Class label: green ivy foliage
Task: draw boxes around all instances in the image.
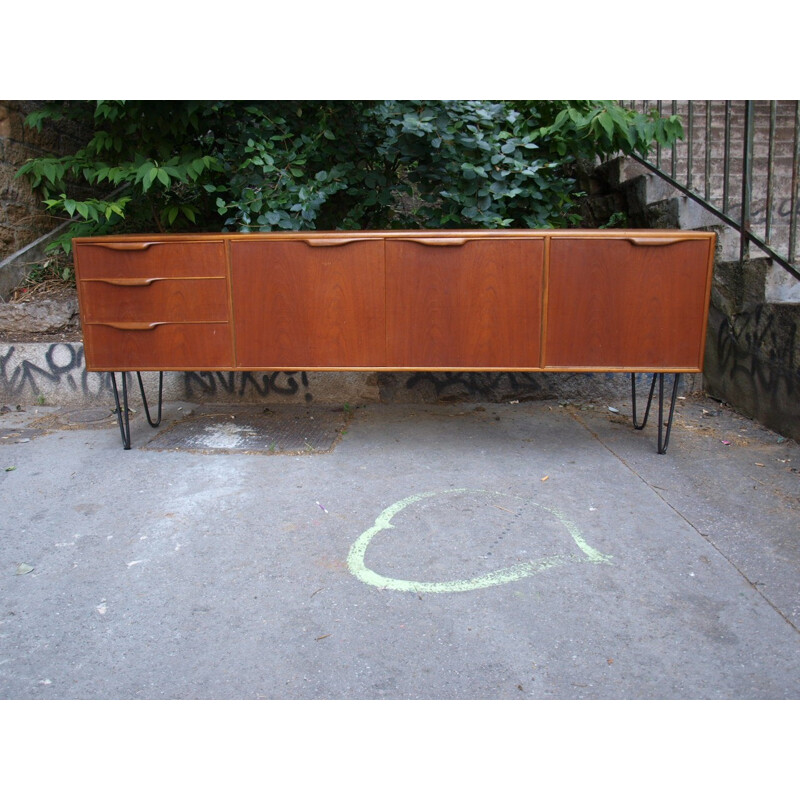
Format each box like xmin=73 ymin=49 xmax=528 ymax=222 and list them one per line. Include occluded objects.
xmin=16 ymin=100 xmax=683 ymax=252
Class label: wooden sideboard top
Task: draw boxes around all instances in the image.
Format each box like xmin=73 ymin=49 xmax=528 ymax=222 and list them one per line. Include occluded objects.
xmin=72 ymin=228 xmax=717 ymax=245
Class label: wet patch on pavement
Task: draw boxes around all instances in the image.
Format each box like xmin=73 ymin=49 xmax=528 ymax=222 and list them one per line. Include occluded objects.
xmin=141 ymin=405 xmax=349 ymax=455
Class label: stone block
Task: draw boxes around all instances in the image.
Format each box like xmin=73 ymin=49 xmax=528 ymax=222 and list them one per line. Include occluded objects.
xmin=0 ymin=105 xmax=28 ymax=142
xmin=0 ymin=296 xmax=78 ymax=333
xmin=766 ymin=263 xmax=800 ymax=304
xmin=611 ymin=156 xmax=652 ymax=188
xmin=0 ymin=103 xmax=12 ymax=139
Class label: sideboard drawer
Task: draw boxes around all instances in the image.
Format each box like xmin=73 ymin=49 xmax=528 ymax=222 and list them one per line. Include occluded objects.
xmin=79 ymin=277 xmax=229 ymax=324
xmin=83 ymin=322 xmax=233 ymax=371
xmin=74 ymin=240 xmax=227 ymax=279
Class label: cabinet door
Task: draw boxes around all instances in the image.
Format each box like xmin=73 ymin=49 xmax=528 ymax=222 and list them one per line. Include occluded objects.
xmin=231 ymin=238 xmax=386 ymax=368
xmin=385 ymin=237 xmax=544 ymax=369
xmin=544 ymin=235 xmax=713 ymax=370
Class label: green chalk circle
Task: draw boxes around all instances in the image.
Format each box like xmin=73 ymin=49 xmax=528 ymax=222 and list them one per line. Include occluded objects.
xmin=347 ymin=488 xmax=612 ymax=594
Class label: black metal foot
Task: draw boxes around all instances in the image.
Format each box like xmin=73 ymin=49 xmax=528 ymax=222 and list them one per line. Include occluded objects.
xmin=109 ymin=371 xmax=164 ymax=450
xmin=630 ymin=372 xmax=681 ymax=454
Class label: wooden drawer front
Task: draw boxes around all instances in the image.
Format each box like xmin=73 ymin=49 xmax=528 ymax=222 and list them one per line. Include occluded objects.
xmin=231 ymin=239 xmax=386 ymax=368
xmin=79 ymin=277 xmax=229 ymax=324
xmin=386 ymin=238 xmax=544 ymax=368
xmin=544 ymin=236 xmax=713 ymax=370
xmin=74 ymin=240 xmax=227 ymax=279
xmin=83 ymin=322 xmax=233 ymax=371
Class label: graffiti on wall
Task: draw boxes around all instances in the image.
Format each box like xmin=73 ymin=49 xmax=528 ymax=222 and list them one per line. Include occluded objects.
xmin=396 ymin=370 xmax=645 ymax=402
xmin=726 ymin=199 xmax=800 ymax=227
xmin=2 ymin=345 xmax=687 ymax=406
xmin=183 ymin=371 xmax=311 ymax=401
xmin=0 ymin=343 xmax=315 ymax=402
xmin=402 ymin=371 xmax=546 ymax=401
xmin=0 ymin=343 xmax=109 ymax=400
xmin=715 ymin=304 xmax=799 ymax=399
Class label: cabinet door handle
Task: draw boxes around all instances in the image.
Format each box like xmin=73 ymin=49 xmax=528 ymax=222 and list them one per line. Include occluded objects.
xmin=624 ymin=237 xmax=686 ymax=247
xmin=396 ymin=238 xmax=469 ymax=246
xmin=303 ymin=238 xmax=366 ymax=247
xmin=87 ymin=277 xmax=162 ymax=287
xmin=94 ymin=321 xmax=167 ymax=331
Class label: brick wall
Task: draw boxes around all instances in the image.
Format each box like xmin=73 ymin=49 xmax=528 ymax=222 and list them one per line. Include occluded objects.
xmin=0 ymin=101 xmax=90 ymax=261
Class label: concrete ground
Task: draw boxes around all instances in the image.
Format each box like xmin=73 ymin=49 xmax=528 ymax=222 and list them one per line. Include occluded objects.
xmin=1 ymin=394 xmax=798 ymax=700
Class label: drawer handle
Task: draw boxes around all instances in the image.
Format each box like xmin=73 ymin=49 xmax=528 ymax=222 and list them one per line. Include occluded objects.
xmin=396 ymin=238 xmax=469 ymax=246
xmin=90 ymin=242 xmax=161 ymax=251
xmin=95 ymin=321 xmax=167 ymax=331
xmin=303 ymin=238 xmax=367 ymax=247
xmin=88 ymin=278 xmax=163 ymax=287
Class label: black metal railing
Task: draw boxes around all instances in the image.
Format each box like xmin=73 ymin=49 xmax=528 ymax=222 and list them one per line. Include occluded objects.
xmin=621 ymin=100 xmax=800 ymax=281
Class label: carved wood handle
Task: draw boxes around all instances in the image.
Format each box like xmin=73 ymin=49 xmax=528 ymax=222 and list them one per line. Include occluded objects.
xmin=396 ymin=238 xmax=470 ymax=246
xmin=624 ymin=237 xmax=686 ymax=246
xmin=303 ymin=238 xmax=367 ymax=247
xmin=95 ymin=321 xmax=166 ymax=331
xmin=90 ymin=242 xmax=160 ymax=251
xmin=88 ymin=278 xmax=162 ymax=286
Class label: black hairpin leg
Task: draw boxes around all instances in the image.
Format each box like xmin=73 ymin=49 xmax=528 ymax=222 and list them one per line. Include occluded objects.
xmin=109 ymin=371 xmax=164 ymax=450
xmin=631 ymin=372 xmax=681 ymax=454
xmin=110 ymin=371 xmax=132 ymax=450
xmin=137 ymin=370 xmax=163 ymax=427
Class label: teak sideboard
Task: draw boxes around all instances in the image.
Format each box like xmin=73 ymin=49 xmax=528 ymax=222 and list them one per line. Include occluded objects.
xmin=72 ymin=229 xmax=717 ymax=452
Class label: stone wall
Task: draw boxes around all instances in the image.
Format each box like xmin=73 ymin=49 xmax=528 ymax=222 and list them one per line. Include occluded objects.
xmin=0 ymin=101 xmax=88 ymax=262
xmin=703 ymin=258 xmax=800 ymax=441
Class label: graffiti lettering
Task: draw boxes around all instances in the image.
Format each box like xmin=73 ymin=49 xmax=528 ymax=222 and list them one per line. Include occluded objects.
xmin=184 ymin=371 xmax=312 ymax=401
xmin=397 ymin=370 xmax=647 ymax=402
xmin=402 ymin=371 xmax=544 ymax=401
xmin=0 ymin=344 xmax=316 ymax=403
xmin=0 ymin=343 xmax=108 ymax=399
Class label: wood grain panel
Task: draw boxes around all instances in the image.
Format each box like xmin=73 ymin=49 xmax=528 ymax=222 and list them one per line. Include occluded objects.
xmin=385 ymin=238 xmax=544 ymax=368
xmin=74 ymin=241 xmax=226 ymax=279
xmin=83 ymin=322 xmax=232 ymax=371
xmin=231 ymin=239 xmax=386 ymax=368
xmin=79 ymin=278 xmax=228 ymax=323
xmin=544 ymin=236 xmax=713 ymax=369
